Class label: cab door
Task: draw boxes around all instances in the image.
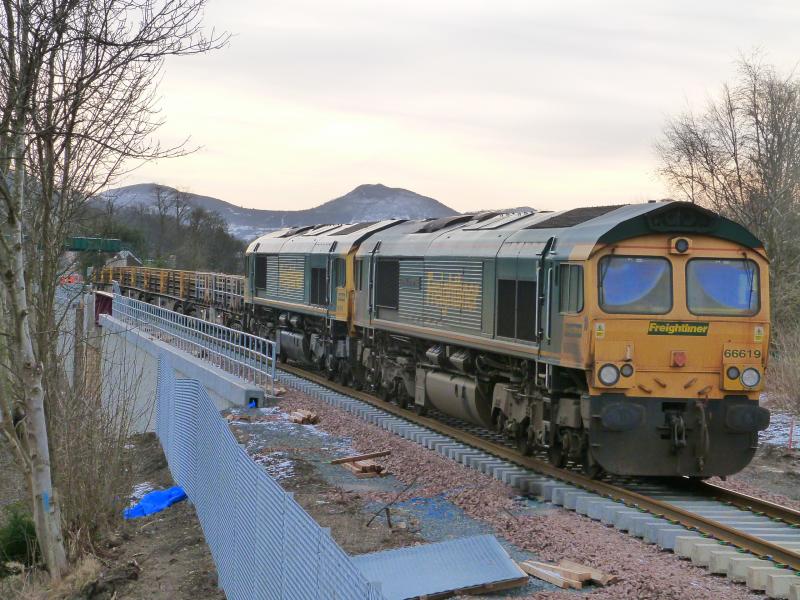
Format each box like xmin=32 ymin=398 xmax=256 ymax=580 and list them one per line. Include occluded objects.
xmin=536 ymin=237 xmax=558 ymax=352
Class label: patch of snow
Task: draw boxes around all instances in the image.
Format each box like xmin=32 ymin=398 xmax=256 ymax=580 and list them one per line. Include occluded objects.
xmin=254 ymin=451 xmax=295 ymax=481
xmin=129 ymin=481 xmax=155 ymax=506
xmin=760 ymin=410 xmax=800 ymax=447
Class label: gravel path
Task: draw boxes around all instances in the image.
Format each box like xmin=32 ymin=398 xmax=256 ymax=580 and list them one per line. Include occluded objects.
xmin=277 ymin=388 xmax=761 ymax=599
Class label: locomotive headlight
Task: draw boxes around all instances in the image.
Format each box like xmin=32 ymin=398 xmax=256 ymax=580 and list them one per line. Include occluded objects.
xmin=620 ymin=363 xmax=634 ymax=377
xmin=598 ymin=364 xmax=621 ymax=386
xmin=726 ymin=366 xmax=740 ymax=380
xmin=741 ymin=368 xmax=761 ymax=388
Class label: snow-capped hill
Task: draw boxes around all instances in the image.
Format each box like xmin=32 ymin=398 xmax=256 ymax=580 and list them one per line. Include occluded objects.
xmin=98 ymin=183 xmax=458 ymax=240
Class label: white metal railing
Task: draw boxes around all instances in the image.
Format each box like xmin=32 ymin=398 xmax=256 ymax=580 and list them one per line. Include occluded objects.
xmin=111 ymin=291 xmax=277 ymax=396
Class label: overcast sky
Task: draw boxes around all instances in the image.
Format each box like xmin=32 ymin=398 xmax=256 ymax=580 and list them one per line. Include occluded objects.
xmin=127 ymin=0 xmax=800 ymax=213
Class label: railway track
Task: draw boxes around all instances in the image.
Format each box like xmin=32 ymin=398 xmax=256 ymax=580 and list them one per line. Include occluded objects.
xmin=277 ymin=362 xmax=800 ymax=578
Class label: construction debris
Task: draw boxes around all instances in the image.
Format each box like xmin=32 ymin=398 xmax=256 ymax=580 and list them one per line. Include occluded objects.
xmin=558 ymin=559 xmax=618 ymax=586
xmin=224 ymin=412 xmax=274 ymax=423
xmin=518 ymin=559 xmax=616 ymax=589
xmin=288 ymin=409 xmax=319 ymax=424
xmin=353 ymin=534 xmax=528 ymax=600
xmin=341 ymin=459 xmax=388 ymax=478
xmin=225 ymin=412 xmax=251 ymax=422
xmin=330 ymin=450 xmax=391 ymax=464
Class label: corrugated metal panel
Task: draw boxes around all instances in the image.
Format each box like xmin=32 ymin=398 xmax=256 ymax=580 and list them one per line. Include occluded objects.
xmin=266 ymin=255 xmax=279 ymax=297
xmin=422 ymin=259 xmax=483 ymax=331
xmin=352 ymin=534 xmax=526 ymax=600
xmin=398 ymin=260 xmax=424 ymax=321
xmin=264 ymin=253 xmax=306 ymax=303
xmin=278 ymin=254 xmax=306 ymax=303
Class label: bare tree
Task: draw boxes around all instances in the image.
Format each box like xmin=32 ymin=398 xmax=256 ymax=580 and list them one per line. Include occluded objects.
xmin=174 ymin=188 xmax=192 ymax=229
xmin=153 ymin=184 xmax=173 ymax=260
xmin=0 ymin=0 xmax=226 ymax=578
xmin=656 ymin=56 xmax=800 ymax=326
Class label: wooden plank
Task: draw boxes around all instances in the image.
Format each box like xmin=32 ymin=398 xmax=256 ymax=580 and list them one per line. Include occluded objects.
xmin=524 ymin=560 xmax=592 ymax=581
xmin=519 ymin=561 xmax=582 ymax=589
xmin=558 ymin=559 xmax=617 ymax=586
xmin=419 ymin=575 xmax=528 ymax=599
xmin=354 ymin=460 xmax=382 ymax=473
xmin=330 ymin=450 xmax=391 ymax=465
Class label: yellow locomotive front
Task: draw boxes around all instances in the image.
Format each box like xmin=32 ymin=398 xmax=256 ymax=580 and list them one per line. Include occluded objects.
xmin=584 ymin=233 xmax=770 ymax=477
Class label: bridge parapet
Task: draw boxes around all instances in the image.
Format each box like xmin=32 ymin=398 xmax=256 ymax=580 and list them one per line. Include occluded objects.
xmin=108 ymin=293 xmax=277 ymax=397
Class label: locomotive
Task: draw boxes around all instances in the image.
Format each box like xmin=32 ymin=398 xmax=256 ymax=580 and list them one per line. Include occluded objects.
xmin=102 ymin=201 xmax=771 ymax=478
xmin=242 ymin=201 xmax=769 ymax=478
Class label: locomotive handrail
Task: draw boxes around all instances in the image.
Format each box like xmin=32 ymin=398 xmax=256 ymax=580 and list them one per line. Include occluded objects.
xmin=111 ymin=292 xmax=277 ymax=397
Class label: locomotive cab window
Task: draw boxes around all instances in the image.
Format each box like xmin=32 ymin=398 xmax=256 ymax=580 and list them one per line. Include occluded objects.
xmin=559 ymin=264 xmax=583 ymax=313
xmin=599 ymin=256 xmax=672 ymax=314
xmin=687 ymin=259 xmax=759 ymax=316
xmin=375 ymin=259 xmax=399 ymax=309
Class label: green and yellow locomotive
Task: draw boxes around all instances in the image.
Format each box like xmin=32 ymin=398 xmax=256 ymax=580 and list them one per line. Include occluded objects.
xmin=241 ymin=201 xmax=769 ymax=478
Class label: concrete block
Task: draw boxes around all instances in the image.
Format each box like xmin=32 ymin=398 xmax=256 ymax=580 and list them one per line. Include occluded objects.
xmin=459 ymin=452 xmax=484 ymax=467
xmin=551 ymin=486 xmax=576 ymax=506
xmin=766 ymin=572 xmax=800 ymax=599
xmin=583 ymin=498 xmax=617 ymax=520
xmin=691 ymin=541 xmax=729 ymax=566
xmin=645 ymin=525 xmax=685 ymax=546
xmin=617 ymin=512 xmax=653 ymax=533
xmin=789 ymin=582 xmax=800 ymax=600
xmin=541 ymin=483 xmax=574 ymax=503
xmin=674 ymin=536 xmax=713 ymax=559
xmin=601 ymin=505 xmax=638 ymax=526
xmin=727 ymin=556 xmax=772 ymax=583
xmin=707 ymin=549 xmax=742 ymax=574
xmin=508 ymin=473 xmax=542 ymax=494
xmin=563 ymin=491 xmax=594 ymax=510
xmin=775 ymin=542 xmax=800 ymax=551
xmin=657 ymin=528 xmax=697 ymax=550
xmin=747 ymin=566 xmax=782 ymax=591
xmin=481 ymin=460 xmax=511 ymax=476
xmin=632 ymin=517 xmax=665 ymax=538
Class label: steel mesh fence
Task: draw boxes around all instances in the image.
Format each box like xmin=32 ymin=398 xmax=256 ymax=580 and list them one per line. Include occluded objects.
xmin=154 ymin=354 xmax=384 ymax=599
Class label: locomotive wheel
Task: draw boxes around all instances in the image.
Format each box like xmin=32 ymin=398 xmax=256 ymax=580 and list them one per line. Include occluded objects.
xmin=548 ymin=442 xmax=567 ymax=468
xmin=517 ymin=433 xmax=533 ymax=456
xmin=582 ymin=447 xmax=603 ymax=479
xmin=378 ymin=382 xmax=392 ymax=402
xmin=396 ymin=384 xmax=410 ymax=410
xmin=336 ymin=367 xmax=350 ymax=387
xmin=494 ymin=413 xmax=507 ymax=434
xmin=414 ymin=403 xmax=428 ymax=417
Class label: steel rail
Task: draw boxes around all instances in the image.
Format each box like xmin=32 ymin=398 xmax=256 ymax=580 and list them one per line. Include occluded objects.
xmin=279 ymin=362 xmax=800 ymax=570
xmin=694 ymin=481 xmax=800 ymax=527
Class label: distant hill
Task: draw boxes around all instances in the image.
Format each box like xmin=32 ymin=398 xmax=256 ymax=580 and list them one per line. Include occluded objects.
xmin=99 ymin=183 xmax=458 ymax=240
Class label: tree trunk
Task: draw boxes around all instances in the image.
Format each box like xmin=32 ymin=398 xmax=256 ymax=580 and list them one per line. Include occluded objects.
xmin=6 ymin=155 xmax=68 ymax=580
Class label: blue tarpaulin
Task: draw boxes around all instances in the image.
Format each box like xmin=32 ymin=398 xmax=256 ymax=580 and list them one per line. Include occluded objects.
xmin=124 ymin=486 xmax=187 ymax=519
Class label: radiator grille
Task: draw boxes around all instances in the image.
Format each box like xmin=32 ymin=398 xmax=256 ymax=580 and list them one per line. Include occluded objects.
xmin=399 ymin=259 xmax=483 ymax=331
